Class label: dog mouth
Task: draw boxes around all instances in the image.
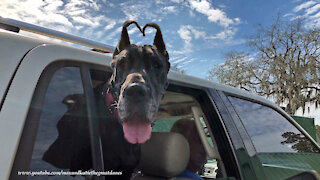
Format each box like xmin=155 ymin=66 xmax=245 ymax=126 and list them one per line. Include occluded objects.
xmin=117 ymin=85 xmax=159 ymax=144
xmin=122 ymin=114 xmax=152 ymax=144
xmin=117 ymin=98 xmax=157 ymax=144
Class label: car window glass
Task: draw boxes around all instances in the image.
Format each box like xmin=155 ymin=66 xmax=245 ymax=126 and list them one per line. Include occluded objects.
xmin=29 ymin=67 xmax=87 ymax=180
xmin=228 ymin=96 xmax=319 ymax=153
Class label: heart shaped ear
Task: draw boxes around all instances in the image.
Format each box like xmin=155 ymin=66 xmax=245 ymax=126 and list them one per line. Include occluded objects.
xmin=113 ymin=21 xmax=144 ymax=58
xmin=142 ymin=23 xmax=169 ymax=61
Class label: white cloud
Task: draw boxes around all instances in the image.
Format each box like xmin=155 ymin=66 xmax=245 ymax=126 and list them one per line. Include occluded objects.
xmin=104 ymin=26 xmax=122 ymax=41
xmin=143 ymin=28 xmax=156 ymax=35
xmin=169 ymin=55 xmax=197 ymax=71
xmin=0 ymin=0 xmax=73 ymax=30
xmin=310 ymin=11 xmax=320 ymax=19
xmin=290 ymin=1 xmax=320 ymax=28
xmin=72 ymin=16 xmax=97 ymax=26
xmin=0 ymin=0 xmax=122 ymax=46
xmin=178 ymin=25 xmax=193 ymax=43
xmin=293 ymin=1 xmax=317 ymax=12
xmin=169 ymin=0 xmax=240 ymax=27
xmin=175 ymin=25 xmax=205 ymax=55
xmin=181 ymin=57 xmax=196 ymax=65
xmin=128 ymin=27 xmax=140 ymax=35
xmin=187 ymin=0 xmax=239 ymax=27
xmin=189 ymin=10 xmax=195 ymax=17
xmin=209 ymin=27 xmax=236 ymax=40
xmin=305 ymin=4 xmax=320 ymax=15
xmin=162 ymin=6 xmax=178 ymax=14
xmin=120 ymin=1 xmax=179 ymax=22
xmin=65 ymin=0 xmax=101 ymax=11
xmin=171 ymin=0 xmax=183 ymax=3
xmin=151 ymin=18 xmax=163 ymax=22
xmin=42 ymin=0 xmax=63 ymax=11
xmin=105 ymin=21 xmax=116 ymax=31
xmin=175 ymin=24 xmax=242 ymax=55
xmin=178 ymin=25 xmax=209 ymax=43
xmin=284 ymin=13 xmax=294 ymax=17
xmin=171 ymin=56 xmax=189 ymax=64
xmin=120 ymin=1 xmax=154 ymax=20
xmin=178 ymin=25 xmax=237 ymax=42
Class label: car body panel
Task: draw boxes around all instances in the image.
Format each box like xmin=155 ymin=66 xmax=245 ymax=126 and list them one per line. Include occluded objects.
xmin=258 ymin=153 xmax=320 ymax=180
xmin=0 ymin=30 xmax=45 ymax=106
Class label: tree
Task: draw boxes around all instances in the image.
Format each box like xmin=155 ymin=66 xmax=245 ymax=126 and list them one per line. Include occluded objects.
xmin=207 ymin=51 xmax=256 ymax=91
xmin=281 ymin=131 xmax=319 ymax=152
xmin=208 ymin=18 xmax=320 ymax=114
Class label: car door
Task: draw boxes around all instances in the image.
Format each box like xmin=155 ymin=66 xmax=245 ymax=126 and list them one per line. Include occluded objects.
xmin=0 ymin=44 xmax=110 ymax=180
xmin=207 ymin=89 xmax=261 ymax=180
xmin=214 ymin=90 xmax=320 ymax=180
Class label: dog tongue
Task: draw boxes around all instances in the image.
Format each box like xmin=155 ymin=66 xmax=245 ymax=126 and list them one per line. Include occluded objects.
xmin=123 ymin=120 xmax=151 ymax=144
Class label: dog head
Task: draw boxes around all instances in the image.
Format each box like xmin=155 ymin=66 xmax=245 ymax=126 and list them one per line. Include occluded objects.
xmin=109 ymin=21 xmax=170 ymax=144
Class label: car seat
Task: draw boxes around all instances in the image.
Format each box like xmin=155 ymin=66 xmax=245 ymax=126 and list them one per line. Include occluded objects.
xmin=132 ymin=132 xmax=191 ymax=180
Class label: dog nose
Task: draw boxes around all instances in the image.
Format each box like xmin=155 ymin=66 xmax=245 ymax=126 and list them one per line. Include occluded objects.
xmin=124 ymin=83 xmax=150 ymax=101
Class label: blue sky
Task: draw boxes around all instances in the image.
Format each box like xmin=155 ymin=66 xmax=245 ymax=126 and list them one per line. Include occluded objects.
xmin=1 ymin=0 xmax=320 ymax=124
xmin=2 ymin=0 xmax=320 ymax=79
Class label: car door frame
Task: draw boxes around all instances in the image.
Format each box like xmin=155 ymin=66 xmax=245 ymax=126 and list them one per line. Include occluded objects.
xmin=209 ymin=89 xmax=266 ymax=180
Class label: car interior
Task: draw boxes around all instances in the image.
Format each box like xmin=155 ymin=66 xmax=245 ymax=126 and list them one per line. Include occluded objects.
xmin=134 ymin=91 xmax=225 ymax=179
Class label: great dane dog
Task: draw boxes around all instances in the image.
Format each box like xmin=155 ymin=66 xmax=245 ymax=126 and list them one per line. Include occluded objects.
xmin=42 ymin=21 xmax=170 ymax=179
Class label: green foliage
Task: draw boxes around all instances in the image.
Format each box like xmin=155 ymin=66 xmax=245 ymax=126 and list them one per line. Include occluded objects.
xmin=281 ymin=131 xmax=319 ymax=152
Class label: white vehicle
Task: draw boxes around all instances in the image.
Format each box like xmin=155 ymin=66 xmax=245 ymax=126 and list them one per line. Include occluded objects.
xmin=1 ymin=17 xmax=319 ymax=180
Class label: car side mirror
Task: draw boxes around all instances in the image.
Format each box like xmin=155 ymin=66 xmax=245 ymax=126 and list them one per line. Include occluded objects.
xmin=286 ymin=170 xmax=320 ymax=180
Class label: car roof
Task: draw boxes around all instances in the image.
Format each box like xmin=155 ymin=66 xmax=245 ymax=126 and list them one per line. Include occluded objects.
xmin=168 ymin=70 xmax=279 ymax=107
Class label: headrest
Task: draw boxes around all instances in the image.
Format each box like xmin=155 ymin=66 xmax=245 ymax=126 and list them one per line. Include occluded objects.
xmin=138 ymin=132 xmax=190 ymax=178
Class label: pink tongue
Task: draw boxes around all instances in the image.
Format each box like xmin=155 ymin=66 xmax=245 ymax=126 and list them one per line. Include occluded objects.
xmin=123 ymin=121 xmax=152 ymax=144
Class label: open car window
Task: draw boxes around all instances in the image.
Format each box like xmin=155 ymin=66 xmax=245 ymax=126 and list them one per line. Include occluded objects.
xmin=153 ymin=91 xmax=223 ymax=179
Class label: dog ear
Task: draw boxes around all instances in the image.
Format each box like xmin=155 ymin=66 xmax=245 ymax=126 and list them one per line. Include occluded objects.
xmin=113 ymin=21 xmax=143 ymax=58
xmin=142 ymin=23 xmax=169 ymax=61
